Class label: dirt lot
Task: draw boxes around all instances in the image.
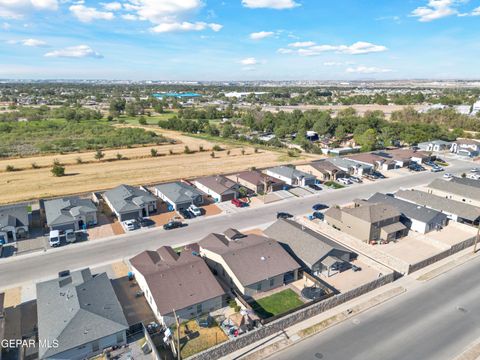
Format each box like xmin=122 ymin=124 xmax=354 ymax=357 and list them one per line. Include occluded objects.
xmin=0 ymin=127 xmax=320 ymax=205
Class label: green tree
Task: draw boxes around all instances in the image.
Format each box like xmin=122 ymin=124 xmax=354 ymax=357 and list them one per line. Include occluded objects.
xmin=355 ymin=128 xmax=378 ymax=152
xmin=151 ymin=148 xmax=158 ymax=157
xmin=94 ymin=149 xmax=105 ymax=161
xmin=51 ymin=163 xmax=65 ymax=177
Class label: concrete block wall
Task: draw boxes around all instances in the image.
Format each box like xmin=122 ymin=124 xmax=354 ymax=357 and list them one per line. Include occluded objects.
xmin=188 ymin=272 xmax=395 ymax=360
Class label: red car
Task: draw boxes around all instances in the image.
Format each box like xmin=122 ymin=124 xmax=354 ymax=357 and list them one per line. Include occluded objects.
xmin=231 ymin=198 xmax=246 ymax=208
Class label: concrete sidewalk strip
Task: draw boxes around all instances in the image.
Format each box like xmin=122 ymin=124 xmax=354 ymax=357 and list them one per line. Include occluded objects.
xmin=452 ymin=340 xmax=480 ymax=360
xmin=239 ymin=286 xmax=406 ymax=360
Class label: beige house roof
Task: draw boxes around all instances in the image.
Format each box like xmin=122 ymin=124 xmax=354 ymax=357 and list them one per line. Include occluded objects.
xmin=130 ymin=246 xmax=224 ymax=315
xmin=199 ymin=230 xmax=300 ymax=287
xmin=343 ymin=203 xmax=401 ymax=223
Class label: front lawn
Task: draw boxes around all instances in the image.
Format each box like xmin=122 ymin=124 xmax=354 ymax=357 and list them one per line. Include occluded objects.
xmin=324 ymin=181 xmax=345 ymax=189
xmin=251 ymin=289 xmax=304 ymax=319
xmin=175 ymin=319 xmax=228 ymax=359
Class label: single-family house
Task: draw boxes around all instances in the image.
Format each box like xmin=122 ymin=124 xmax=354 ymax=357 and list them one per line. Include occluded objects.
xmin=374 ymin=149 xmax=431 ymax=167
xmin=36 ymin=269 xmax=128 ymax=360
xmin=264 ymin=166 xmax=316 ymax=187
xmin=427 ymin=179 xmax=480 ymax=207
xmin=199 ymin=229 xmax=300 ymax=298
xmin=326 ymin=157 xmax=373 ymax=176
xmin=395 ymin=189 xmax=480 ymax=225
xmin=346 ymin=153 xmax=396 ymax=171
xmin=296 ymin=161 xmax=347 ymax=182
xmin=154 ymin=181 xmax=203 ymax=211
xmin=230 ymin=171 xmax=284 ymax=194
xmin=417 ymin=140 xmax=451 ymax=152
xmin=194 ymin=176 xmax=241 ymax=203
xmin=366 ymin=193 xmax=448 ymax=234
xmin=44 ymin=197 xmax=97 ymax=232
xmin=324 ymin=202 xmax=408 ymax=243
xmin=0 ymin=205 xmax=29 ymax=243
xmin=104 ymin=185 xmax=157 ymax=221
xmin=264 ymin=219 xmax=356 ymax=277
xmin=450 ymin=139 xmax=480 ymax=157
xmin=129 ymin=246 xmax=225 ymax=326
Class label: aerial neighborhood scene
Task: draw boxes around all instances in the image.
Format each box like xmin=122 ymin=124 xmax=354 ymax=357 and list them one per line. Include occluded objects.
xmin=1 ymin=1 xmax=480 ymax=360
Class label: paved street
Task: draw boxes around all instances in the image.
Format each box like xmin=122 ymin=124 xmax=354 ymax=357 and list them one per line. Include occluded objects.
xmin=273 ymin=255 xmax=480 ymax=360
xmin=0 ymin=159 xmax=473 ymax=290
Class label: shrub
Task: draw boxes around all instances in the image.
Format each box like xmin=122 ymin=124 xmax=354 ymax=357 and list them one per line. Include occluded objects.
xmin=212 ymin=144 xmax=223 ymax=151
xmin=51 ymin=164 xmax=65 ymax=177
xmin=6 ymin=165 xmax=15 ymax=172
xmin=31 ymin=162 xmax=40 ymax=169
xmin=151 ymin=148 xmax=158 ymax=157
xmin=228 ymin=300 xmax=237 ymax=308
xmin=184 ymin=146 xmax=193 ymax=154
xmin=199 ymin=145 xmax=204 ymax=152
xmin=254 ymin=147 xmax=259 ymax=153
xmin=138 ymin=117 xmax=147 ymax=125
xmin=76 ymin=157 xmax=83 ymax=164
xmin=94 ymin=149 xmax=105 ymax=161
xmin=169 ymin=149 xmax=174 ymax=155
xmin=241 ymin=148 xmax=246 ymax=155
xmin=116 ymin=153 xmax=124 ymax=160
xmin=210 ymin=151 xmax=215 ymax=158
xmin=226 ymin=150 xmax=231 ymax=155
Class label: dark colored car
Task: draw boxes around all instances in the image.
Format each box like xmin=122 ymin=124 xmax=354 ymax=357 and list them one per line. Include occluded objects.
xmin=373 ymin=172 xmax=385 ymax=179
xmin=277 ymin=212 xmax=294 ymax=219
xmin=307 ymin=184 xmax=322 ymax=191
xmin=180 ymin=209 xmax=193 ymax=219
xmin=58 ymin=270 xmax=70 ymax=277
xmin=312 ymin=203 xmax=328 ymax=211
xmin=351 ymin=264 xmax=362 ymax=272
xmin=163 ymin=221 xmax=184 ymax=230
xmin=312 ymin=211 xmax=324 ymax=220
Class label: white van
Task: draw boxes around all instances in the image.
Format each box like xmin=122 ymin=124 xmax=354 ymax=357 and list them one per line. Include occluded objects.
xmin=188 ymin=204 xmax=202 ymax=216
xmin=49 ymin=230 xmax=61 ymax=247
xmin=65 ymin=229 xmax=76 ymax=243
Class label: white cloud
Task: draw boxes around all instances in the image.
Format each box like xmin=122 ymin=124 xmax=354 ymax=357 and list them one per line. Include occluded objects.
xmin=102 ymin=1 xmax=122 ymax=11
xmin=411 ymin=0 xmax=458 ymax=22
xmin=121 ymin=13 xmax=138 ymax=20
xmin=0 ymin=0 xmax=58 ymax=19
xmin=240 ymin=57 xmax=258 ymax=65
xmin=242 ymin=0 xmax=299 ymax=9
xmin=44 ymin=45 xmax=103 ymax=58
xmin=323 ymin=61 xmax=355 ymax=66
xmin=1 ymin=22 xmax=11 ymax=29
xmin=288 ymin=41 xmax=315 ymax=47
xmin=279 ymin=41 xmax=388 ymax=56
xmin=250 ymin=31 xmax=274 ymax=40
xmin=346 ymin=66 xmax=392 ymax=74
xmin=150 ymin=21 xmax=222 ymax=33
xmin=9 ymin=38 xmax=47 ymax=46
xmin=125 ymin=0 xmax=203 ymax=24
xmin=69 ymin=4 xmax=114 ymax=22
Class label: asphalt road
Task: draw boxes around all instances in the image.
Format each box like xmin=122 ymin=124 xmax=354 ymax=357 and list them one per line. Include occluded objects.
xmin=273 ymin=255 xmax=480 ymax=360
xmin=0 ymin=159 xmax=473 ymax=290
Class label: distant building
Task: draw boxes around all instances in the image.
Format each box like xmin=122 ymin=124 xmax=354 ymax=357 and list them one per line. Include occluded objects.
xmin=264 ymin=166 xmax=316 ymax=186
xmin=296 ymin=161 xmax=347 ymax=182
xmin=427 ymin=179 xmax=480 ymax=207
xmin=417 ymin=140 xmax=451 ymax=152
xmin=450 ymin=139 xmax=480 ymax=158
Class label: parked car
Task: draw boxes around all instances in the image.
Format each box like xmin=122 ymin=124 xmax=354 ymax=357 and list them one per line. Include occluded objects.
xmin=312 ymin=203 xmax=328 ymax=211
xmin=424 ymin=161 xmax=436 ymax=167
xmin=349 ymin=176 xmax=363 ymax=183
xmin=163 ymin=221 xmax=184 ymax=230
xmin=122 ymin=219 xmax=137 ymax=231
xmin=443 ymin=173 xmax=454 ymax=179
xmin=338 ymin=178 xmax=352 ymax=185
xmin=180 ymin=209 xmax=193 ymax=219
xmin=470 ymin=168 xmax=480 ymax=173
xmin=467 ymin=173 xmax=480 ymax=180
xmin=188 ymin=204 xmax=203 ymax=216
xmin=307 ymin=184 xmax=322 ymax=191
xmin=408 ymin=164 xmax=425 ymax=172
xmin=231 ymin=198 xmax=247 ymax=208
xmin=49 ymin=230 xmax=61 ymax=247
xmin=277 ymin=212 xmax=293 ymax=219
xmin=372 ymin=172 xmax=386 ymax=179
xmin=65 ymin=229 xmax=76 ymax=243
xmin=58 ymin=270 xmax=70 ymax=277
xmin=312 ymin=211 xmax=324 ymax=220
xmin=431 ymin=166 xmax=444 ymax=172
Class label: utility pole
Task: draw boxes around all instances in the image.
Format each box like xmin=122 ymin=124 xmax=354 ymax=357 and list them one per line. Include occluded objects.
xmin=474 ymin=221 xmax=480 ymax=254
xmin=173 ymin=309 xmax=181 ymax=360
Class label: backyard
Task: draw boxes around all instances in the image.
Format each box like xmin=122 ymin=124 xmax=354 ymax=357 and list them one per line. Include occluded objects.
xmin=251 ymin=289 xmax=304 ymax=319
xmin=176 ymin=319 xmax=228 ymax=358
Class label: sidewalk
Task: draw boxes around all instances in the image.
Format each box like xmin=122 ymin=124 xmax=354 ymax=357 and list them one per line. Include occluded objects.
xmin=224 ymin=245 xmax=480 ymax=360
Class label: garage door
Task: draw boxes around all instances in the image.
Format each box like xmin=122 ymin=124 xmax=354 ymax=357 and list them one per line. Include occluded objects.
xmin=52 ymin=223 xmax=75 ymax=232
xmin=119 ymin=211 xmax=140 ymax=222
xmin=221 ymin=193 xmax=235 ymax=202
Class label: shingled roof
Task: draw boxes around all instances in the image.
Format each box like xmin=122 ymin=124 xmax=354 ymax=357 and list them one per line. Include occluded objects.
xmin=44 ymin=197 xmax=96 ymax=226
xmin=428 ymin=179 xmax=480 ymax=201
xmin=0 ymin=205 xmax=28 ymax=229
xmin=36 ymin=269 xmax=128 ymax=359
xmin=199 ymin=230 xmax=300 ymax=286
xmin=104 ymin=185 xmax=156 ymax=214
xmin=130 ymin=246 xmax=224 ymax=315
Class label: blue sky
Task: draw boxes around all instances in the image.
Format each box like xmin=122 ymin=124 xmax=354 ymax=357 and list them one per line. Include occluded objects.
xmin=0 ymin=0 xmax=479 ymax=80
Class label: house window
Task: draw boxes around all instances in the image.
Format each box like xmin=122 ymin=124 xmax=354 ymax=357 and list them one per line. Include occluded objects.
xmin=92 ymin=341 xmax=99 ymax=352
xmin=256 ymin=283 xmax=262 ymax=291
xmin=196 ymin=303 xmax=202 ymax=314
xmin=116 ymin=332 xmax=124 ymax=344
xmin=269 ymin=278 xmax=274 ymax=287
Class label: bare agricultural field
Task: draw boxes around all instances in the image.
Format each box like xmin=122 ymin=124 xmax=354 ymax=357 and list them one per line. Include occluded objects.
xmin=260 ymin=104 xmax=424 ymax=118
xmin=0 ymin=131 xmax=318 ymax=204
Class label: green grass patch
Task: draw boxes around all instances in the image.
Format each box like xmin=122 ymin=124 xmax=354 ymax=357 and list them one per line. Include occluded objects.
xmin=251 ymin=289 xmax=304 ymax=319
xmin=186 ymin=133 xmax=285 ymax=153
xmin=324 ymin=181 xmax=345 ymax=189
xmin=119 ymin=112 xmax=177 ymax=125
